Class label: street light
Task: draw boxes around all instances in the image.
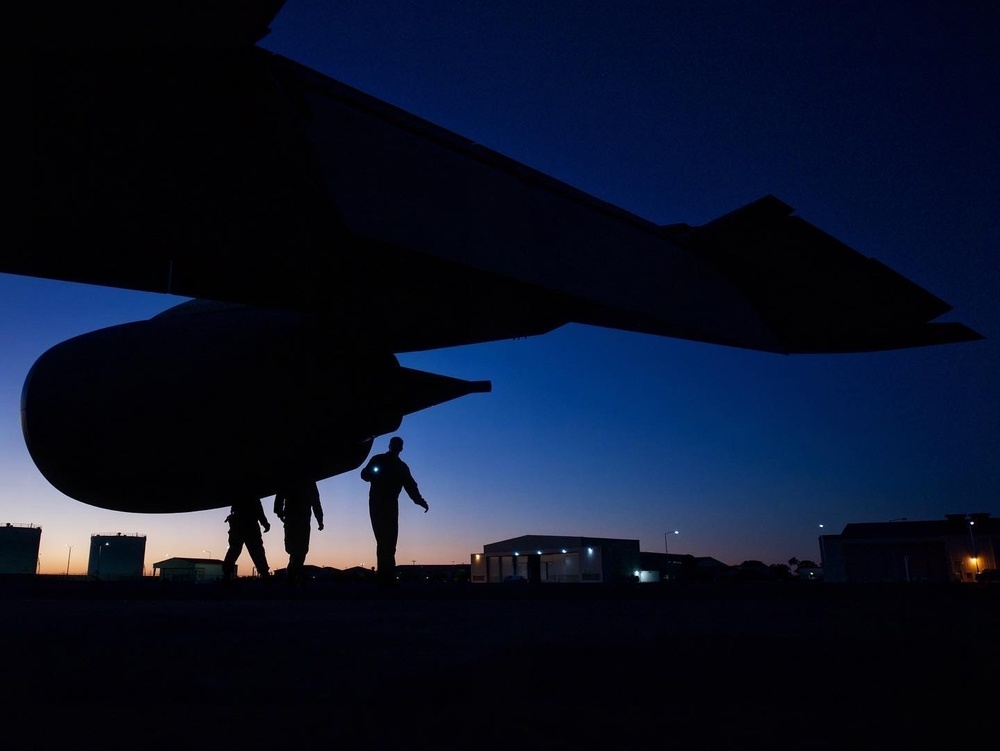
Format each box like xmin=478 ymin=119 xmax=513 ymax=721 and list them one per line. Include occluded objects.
xmin=968 ymin=519 xmax=980 ymax=575
xmin=203 ymin=549 xmax=212 ymax=560
xmin=65 ymin=545 xmax=73 ymax=576
xmin=818 ymin=524 xmax=826 ymax=567
xmin=664 ymin=530 xmax=679 ymax=581
xmin=95 ymin=541 xmax=109 ymax=579
xmin=664 ymin=530 xmax=679 ymax=554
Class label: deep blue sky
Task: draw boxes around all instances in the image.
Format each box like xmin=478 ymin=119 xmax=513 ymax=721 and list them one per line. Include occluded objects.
xmin=4 ymin=0 xmax=997 ymax=573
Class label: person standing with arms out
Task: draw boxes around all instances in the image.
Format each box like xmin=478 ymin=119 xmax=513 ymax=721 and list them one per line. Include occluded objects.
xmin=273 ymin=478 xmax=324 ymax=588
xmin=360 ymin=436 xmax=428 ymax=589
xmin=222 ymin=495 xmax=271 ymax=580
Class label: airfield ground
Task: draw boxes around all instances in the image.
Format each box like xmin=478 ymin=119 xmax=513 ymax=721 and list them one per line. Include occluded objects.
xmin=1 ymin=577 xmax=995 ymax=748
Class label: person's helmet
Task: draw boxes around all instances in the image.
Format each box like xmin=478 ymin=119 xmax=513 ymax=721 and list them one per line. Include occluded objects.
xmin=389 ymin=436 xmax=404 ymax=451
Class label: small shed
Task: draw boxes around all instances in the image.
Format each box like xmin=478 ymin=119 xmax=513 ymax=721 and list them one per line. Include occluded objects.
xmin=153 ymin=557 xmax=224 ymax=582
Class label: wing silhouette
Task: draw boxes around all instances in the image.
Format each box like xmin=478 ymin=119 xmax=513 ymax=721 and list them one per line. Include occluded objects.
xmin=11 ymin=0 xmax=980 ymax=356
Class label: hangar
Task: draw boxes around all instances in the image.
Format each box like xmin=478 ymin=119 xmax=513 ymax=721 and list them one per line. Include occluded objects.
xmin=470 ymin=535 xmax=641 ymax=584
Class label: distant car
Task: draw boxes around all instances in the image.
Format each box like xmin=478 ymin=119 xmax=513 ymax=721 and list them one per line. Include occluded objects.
xmin=503 ymin=575 xmax=528 ymax=584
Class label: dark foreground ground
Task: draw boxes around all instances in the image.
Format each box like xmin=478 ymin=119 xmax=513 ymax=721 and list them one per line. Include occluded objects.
xmin=1 ymin=577 xmax=996 ymax=749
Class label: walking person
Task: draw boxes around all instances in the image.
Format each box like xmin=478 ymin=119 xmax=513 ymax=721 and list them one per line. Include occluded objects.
xmin=360 ymin=436 xmax=428 ymax=589
xmin=221 ymin=495 xmax=271 ymax=580
xmin=273 ymin=478 xmax=324 ymax=587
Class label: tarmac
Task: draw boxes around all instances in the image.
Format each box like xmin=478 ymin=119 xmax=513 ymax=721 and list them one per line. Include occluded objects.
xmin=1 ymin=576 xmax=996 ymax=749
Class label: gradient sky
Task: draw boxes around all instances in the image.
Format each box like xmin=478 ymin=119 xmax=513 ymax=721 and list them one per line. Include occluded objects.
xmin=4 ymin=0 xmax=997 ymax=575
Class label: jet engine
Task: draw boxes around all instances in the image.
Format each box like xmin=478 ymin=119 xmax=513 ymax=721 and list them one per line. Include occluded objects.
xmin=20 ymin=300 xmax=490 ymax=512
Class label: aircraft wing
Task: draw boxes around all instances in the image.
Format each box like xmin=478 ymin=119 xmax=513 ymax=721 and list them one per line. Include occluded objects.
xmin=653 ymin=196 xmax=982 ymax=353
xmin=11 ymin=0 xmax=982 ymax=355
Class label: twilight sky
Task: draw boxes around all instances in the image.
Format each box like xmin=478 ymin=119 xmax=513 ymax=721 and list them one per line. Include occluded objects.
xmin=4 ymin=0 xmax=997 ymax=574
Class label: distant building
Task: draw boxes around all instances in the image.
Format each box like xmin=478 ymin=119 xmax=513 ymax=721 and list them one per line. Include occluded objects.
xmin=639 ymin=552 xmax=732 ymax=582
xmin=339 ymin=565 xmax=376 ymax=582
xmin=152 ymin=557 xmax=224 ymax=582
xmin=471 ymin=535 xmax=641 ymax=584
xmin=0 ymin=523 xmax=42 ymax=575
xmin=88 ymin=533 xmax=146 ymax=579
xmin=397 ymin=563 xmax=470 ymax=584
xmin=796 ymin=566 xmax=823 ymax=581
xmin=274 ymin=564 xmax=342 ymax=582
xmin=820 ymin=513 xmax=998 ymax=583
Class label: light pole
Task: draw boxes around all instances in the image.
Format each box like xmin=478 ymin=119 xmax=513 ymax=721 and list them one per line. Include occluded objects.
xmin=664 ymin=530 xmax=679 ymax=580
xmin=968 ymin=519 xmax=979 ymax=575
xmin=818 ymin=524 xmax=826 ymax=567
xmin=95 ymin=541 xmax=109 ymax=579
xmin=203 ymin=549 xmax=212 ymax=560
xmin=65 ymin=545 xmax=73 ymax=576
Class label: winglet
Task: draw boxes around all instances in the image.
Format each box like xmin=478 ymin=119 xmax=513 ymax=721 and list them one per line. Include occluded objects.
xmin=665 ymin=196 xmax=983 ymax=353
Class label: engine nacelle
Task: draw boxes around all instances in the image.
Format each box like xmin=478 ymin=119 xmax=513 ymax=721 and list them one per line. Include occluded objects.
xmin=20 ymin=300 xmax=490 ymax=512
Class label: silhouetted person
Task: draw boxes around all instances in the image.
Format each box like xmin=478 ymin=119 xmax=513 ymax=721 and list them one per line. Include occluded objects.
xmin=360 ymin=436 xmax=428 ymax=589
xmin=273 ymin=478 xmax=324 ymax=587
xmin=222 ymin=496 xmax=271 ymax=580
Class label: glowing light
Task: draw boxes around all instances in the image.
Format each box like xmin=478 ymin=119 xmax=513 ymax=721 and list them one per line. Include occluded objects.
xmin=587 ymin=547 xmax=593 ymax=554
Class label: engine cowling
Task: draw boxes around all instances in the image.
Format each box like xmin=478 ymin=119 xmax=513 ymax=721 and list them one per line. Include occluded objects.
xmin=20 ymin=300 xmax=490 ymax=512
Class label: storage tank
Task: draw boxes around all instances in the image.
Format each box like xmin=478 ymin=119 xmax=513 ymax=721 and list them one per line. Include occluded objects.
xmin=0 ymin=523 xmax=42 ymax=574
xmin=88 ymin=533 xmax=147 ymax=579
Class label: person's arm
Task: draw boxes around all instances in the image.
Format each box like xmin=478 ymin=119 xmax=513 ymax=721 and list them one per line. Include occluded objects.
xmin=314 ymin=498 xmax=324 ymax=530
xmin=257 ymin=500 xmax=270 ymax=532
xmin=360 ymin=458 xmax=376 ymax=482
xmin=403 ymin=471 xmax=429 ymax=512
xmin=273 ymin=494 xmax=285 ymax=521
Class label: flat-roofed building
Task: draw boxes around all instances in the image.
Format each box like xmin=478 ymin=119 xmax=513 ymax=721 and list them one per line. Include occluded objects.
xmin=152 ymin=557 xmax=224 ymax=582
xmin=471 ymin=535 xmax=640 ymax=584
xmin=820 ymin=513 xmax=998 ymax=583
